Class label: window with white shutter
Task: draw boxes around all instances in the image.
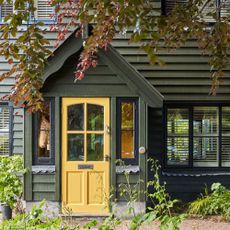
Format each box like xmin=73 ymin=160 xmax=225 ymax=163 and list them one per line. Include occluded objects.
xmin=36 ymin=0 xmax=54 ymax=21
xmin=163 ymin=0 xmax=230 ymax=23
xmin=0 ymin=105 xmax=11 ymax=155
xmin=0 ymin=0 xmax=54 ymax=22
xmin=0 ymin=1 xmax=13 ymax=22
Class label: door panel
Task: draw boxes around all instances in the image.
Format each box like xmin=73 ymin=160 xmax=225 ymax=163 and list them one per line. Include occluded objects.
xmin=67 ymin=172 xmax=83 ymax=204
xmin=62 ymin=98 xmax=110 ymax=214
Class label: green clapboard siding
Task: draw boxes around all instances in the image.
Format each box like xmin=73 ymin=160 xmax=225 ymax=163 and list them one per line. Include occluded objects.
xmin=32 ymin=174 xmax=56 ymax=201
xmin=42 ymin=52 xmax=135 ymax=97
xmin=116 ymin=174 xmax=140 ymax=202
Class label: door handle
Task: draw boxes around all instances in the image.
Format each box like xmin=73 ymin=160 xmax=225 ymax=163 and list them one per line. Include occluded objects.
xmin=105 ymin=125 xmax=110 ymax=135
xmin=104 ymin=154 xmax=110 ymax=161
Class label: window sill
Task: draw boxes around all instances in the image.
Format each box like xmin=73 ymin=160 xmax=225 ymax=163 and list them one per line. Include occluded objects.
xmin=32 ymin=165 xmax=55 ymax=174
xmin=116 ymin=165 xmax=140 ymax=174
xmin=162 ymin=171 xmax=230 ymax=177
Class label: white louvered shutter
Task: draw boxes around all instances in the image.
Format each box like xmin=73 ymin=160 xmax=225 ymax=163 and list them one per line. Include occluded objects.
xmin=200 ymin=0 xmax=216 ymax=23
xmin=220 ymin=0 xmax=230 ymax=18
xmin=0 ymin=107 xmax=9 ymax=155
xmin=36 ymin=0 xmax=53 ymax=20
xmin=1 ymin=0 xmax=13 ymax=20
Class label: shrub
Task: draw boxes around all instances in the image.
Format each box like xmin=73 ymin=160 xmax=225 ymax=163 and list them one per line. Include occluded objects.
xmin=0 ymin=200 xmax=62 ymax=230
xmin=0 ymin=155 xmax=27 ymax=208
xmin=188 ymin=182 xmax=230 ymax=219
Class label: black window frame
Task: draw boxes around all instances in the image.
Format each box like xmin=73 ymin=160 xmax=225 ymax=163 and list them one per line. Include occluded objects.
xmin=33 ymin=98 xmax=55 ymax=165
xmin=164 ymin=102 xmax=230 ymax=169
xmin=0 ymin=102 xmax=13 ymax=156
xmin=117 ymin=97 xmax=139 ymax=165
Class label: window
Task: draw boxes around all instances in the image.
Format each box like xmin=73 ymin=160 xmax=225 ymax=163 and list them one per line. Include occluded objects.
xmin=163 ymin=0 xmax=230 ymax=22
xmin=33 ymin=99 xmax=54 ymax=165
xmin=117 ymin=98 xmax=138 ymax=165
xmin=0 ymin=0 xmax=54 ymax=22
xmin=165 ymin=104 xmax=230 ymax=167
xmin=0 ymin=104 xmax=12 ymax=155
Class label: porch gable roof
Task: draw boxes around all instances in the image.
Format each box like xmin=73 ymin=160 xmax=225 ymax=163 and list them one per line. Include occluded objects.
xmin=42 ymin=31 xmax=163 ymax=107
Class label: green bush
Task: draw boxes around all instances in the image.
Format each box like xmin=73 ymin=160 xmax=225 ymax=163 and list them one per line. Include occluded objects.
xmin=188 ymin=182 xmax=230 ymax=219
xmin=0 ymin=155 xmax=27 ymax=208
xmin=0 ymin=200 xmax=62 ymax=230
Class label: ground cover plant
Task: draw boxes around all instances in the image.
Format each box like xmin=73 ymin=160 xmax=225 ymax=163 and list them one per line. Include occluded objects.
xmin=188 ymin=182 xmax=230 ymax=220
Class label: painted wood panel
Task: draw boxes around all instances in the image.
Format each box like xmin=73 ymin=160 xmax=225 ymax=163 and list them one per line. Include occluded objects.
xmin=32 ymin=174 xmax=56 ymax=201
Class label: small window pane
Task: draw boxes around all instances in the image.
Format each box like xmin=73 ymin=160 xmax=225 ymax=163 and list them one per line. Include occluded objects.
xmin=167 ymin=108 xmax=189 ymax=165
xmin=222 ymin=107 xmax=230 ymax=135
xmin=222 ymin=107 xmax=230 ymax=166
xmin=121 ymin=102 xmax=134 ymax=130
xmin=68 ymin=104 xmax=84 ymax=131
xmin=1 ymin=1 xmax=13 ymax=21
xmin=87 ymin=104 xmax=104 ymax=131
xmin=68 ymin=134 xmax=84 ymax=161
xmin=38 ymin=102 xmax=50 ymax=158
xmin=167 ymin=137 xmax=189 ymax=165
xmin=0 ymin=133 xmax=9 ymax=155
xmin=121 ymin=102 xmax=135 ymax=159
xmin=0 ymin=107 xmax=9 ymax=131
xmin=167 ymin=109 xmax=189 ymax=135
xmin=193 ymin=137 xmax=218 ymax=167
xmin=193 ymin=107 xmax=218 ymax=135
xmin=87 ymin=134 xmax=104 ymax=161
xmin=121 ymin=130 xmax=134 ymax=159
xmin=37 ymin=0 xmax=54 ymax=20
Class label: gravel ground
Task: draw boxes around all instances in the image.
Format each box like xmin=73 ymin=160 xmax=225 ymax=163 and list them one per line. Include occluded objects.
xmin=73 ymin=216 xmax=230 ymax=230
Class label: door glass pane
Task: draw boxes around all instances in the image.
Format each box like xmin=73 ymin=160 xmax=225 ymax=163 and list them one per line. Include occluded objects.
xmin=68 ymin=134 xmax=84 ymax=161
xmin=121 ymin=102 xmax=135 ymax=159
xmin=87 ymin=134 xmax=104 ymax=161
xmin=222 ymin=107 xmax=230 ymax=166
xmin=68 ymin=104 xmax=84 ymax=130
xmin=87 ymin=104 xmax=104 ymax=131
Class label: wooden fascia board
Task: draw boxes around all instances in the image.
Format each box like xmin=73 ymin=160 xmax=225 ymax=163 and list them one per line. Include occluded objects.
xmin=42 ymin=35 xmax=83 ymax=83
xmin=99 ymin=46 xmax=164 ymax=108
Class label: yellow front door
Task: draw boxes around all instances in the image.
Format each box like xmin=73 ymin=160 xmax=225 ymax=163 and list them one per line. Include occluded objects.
xmin=62 ymin=98 xmax=110 ymax=214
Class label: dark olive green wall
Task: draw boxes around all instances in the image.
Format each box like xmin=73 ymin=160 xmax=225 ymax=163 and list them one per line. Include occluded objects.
xmin=147 ymin=107 xmax=230 ymax=203
xmin=32 ymin=174 xmax=56 ymax=201
xmin=112 ymin=0 xmax=230 ymax=101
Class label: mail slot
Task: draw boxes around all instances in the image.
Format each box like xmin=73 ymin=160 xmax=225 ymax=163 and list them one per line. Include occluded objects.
xmin=78 ymin=164 xmax=94 ymax=170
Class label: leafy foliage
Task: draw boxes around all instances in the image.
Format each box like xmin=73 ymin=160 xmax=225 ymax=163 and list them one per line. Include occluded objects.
xmin=0 ymin=155 xmax=27 ymax=208
xmin=0 ymin=1 xmax=230 ymax=110
xmin=188 ymin=182 xmax=230 ymax=219
xmin=98 ymin=214 xmax=121 ymax=230
xmin=128 ymin=159 xmax=186 ymax=230
xmin=0 ymin=199 xmax=63 ymax=229
xmin=116 ymin=159 xmax=143 ymax=218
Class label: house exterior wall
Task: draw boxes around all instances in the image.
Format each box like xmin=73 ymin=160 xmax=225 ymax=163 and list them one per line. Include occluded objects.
xmin=1 ymin=0 xmax=230 ymax=207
